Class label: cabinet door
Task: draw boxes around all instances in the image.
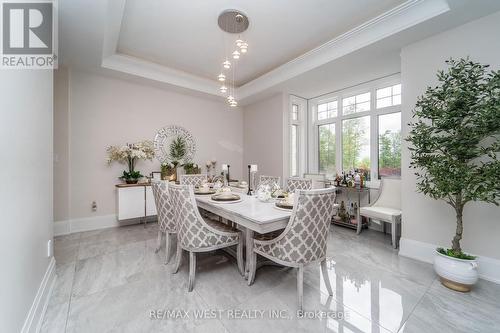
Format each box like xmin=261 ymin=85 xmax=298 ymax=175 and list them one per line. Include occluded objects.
xmin=145 ymin=186 xmax=157 ymax=216
xmin=117 ymin=187 xmax=145 ymax=220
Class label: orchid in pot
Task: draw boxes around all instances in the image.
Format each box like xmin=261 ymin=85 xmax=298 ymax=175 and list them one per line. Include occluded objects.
xmin=107 ymin=140 xmax=155 ymax=184
xmin=407 ymin=58 xmax=500 ymax=291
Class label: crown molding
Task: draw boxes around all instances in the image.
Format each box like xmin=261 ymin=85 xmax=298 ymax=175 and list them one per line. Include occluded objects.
xmin=102 ymin=54 xmax=221 ymax=96
xmin=100 ymin=0 xmax=450 ymax=100
xmin=237 ymin=0 xmax=450 ymax=99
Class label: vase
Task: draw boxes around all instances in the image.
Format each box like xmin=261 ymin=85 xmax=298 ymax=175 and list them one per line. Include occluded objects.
xmin=125 ymin=179 xmax=139 ymax=184
xmin=434 ymin=249 xmax=478 ymax=292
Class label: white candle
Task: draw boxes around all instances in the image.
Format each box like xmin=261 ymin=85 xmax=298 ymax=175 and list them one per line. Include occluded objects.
xmin=250 ymin=164 xmax=258 ymax=172
xmin=222 ymin=164 xmax=228 ymax=171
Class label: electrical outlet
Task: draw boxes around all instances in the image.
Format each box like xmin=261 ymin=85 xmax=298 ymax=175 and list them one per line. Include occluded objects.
xmin=47 ymin=239 xmax=52 ymax=257
xmin=92 ymin=201 xmax=97 ymax=212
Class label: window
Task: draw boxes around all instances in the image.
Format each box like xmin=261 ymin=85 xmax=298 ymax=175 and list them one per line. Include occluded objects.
xmin=309 ymin=75 xmax=401 ymax=182
xmin=378 ymin=112 xmax=401 ymax=178
xmin=292 ymin=104 xmax=299 ymax=121
xmin=289 ymin=96 xmax=306 ymax=178
xmin=291 ymin=125 xmax=298 ymax=176
xmin=317 ymin=100 xmax=337 ymax=120
xmin=318 ymin=123 xmax=336 ymax=175
xmin=342 ymin=116 xmax=370 ymax=179
xmin=342 ymin=92 xmax=370 ymax=115
xmin=376 ymin=84 xmax=401 ymax=109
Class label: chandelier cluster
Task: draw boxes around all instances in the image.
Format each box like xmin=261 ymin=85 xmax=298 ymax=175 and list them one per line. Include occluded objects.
xmin=217 ymin=10 xmax=250 ymax=107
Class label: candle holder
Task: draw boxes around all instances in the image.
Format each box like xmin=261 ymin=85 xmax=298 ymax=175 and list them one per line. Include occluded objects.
xmin=247 ymin=165 xmax=252 ymax=195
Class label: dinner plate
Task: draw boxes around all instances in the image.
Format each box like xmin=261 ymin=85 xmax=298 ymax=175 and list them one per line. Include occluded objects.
xmin=194 ymin=190 xmax=216 ymax=195
xmin=211 ymin=193 xmax=241 ymax=202
xmin=275 ymin=201 xmax=294 ymax=210
xmin=273 ymin=205 xmax=293 ymax=212
xmin=209 ymin=198 xmax=243 ymax=204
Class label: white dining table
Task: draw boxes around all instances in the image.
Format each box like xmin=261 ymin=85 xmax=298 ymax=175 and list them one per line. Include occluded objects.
xmin=195 ymin=194 xmax=291 ymax=278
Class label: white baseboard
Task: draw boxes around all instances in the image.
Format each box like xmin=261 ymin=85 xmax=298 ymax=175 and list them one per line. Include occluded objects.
xmin=21 ymin=257 xmax=56 ymax=333
xmin=399 ymin=237 xmax=500 ymax=284
xmin=54 ymin=214 xmax=156 ymax=236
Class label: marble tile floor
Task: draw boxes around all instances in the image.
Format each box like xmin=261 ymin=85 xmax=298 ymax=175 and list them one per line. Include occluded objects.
xmin=42 ymin=223 xmax=500 ymax=333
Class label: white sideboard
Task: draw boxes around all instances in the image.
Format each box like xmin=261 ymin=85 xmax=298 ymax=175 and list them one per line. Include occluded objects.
xmin=116 ymin=183 xmax=157 ymax=221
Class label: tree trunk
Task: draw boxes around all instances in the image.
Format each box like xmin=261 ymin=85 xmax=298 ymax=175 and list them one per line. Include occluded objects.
xmin=451 ymin=196 xmax=464 ymax=253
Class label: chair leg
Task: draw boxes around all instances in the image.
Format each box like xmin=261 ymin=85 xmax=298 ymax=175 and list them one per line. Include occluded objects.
xmin=188 ymin=251 xmax=196 ymax=292
xmin=164 ymin=233 xmax=171 ymax=264
xmin=320 ymin=259 xmax=333 ymax=296
xmin=247 ymin=251 xmax=256 ymax=286
xmin=237 ymin=238 xmax=244 ymax=276
xmin=172 ymin=242 xmax=182 ymax=274
xmin=297 ymin=265 xmax=304 ymax=312
xmin=155 ymin=230 xmax=162 ymax=253
xmin=391 ymin=221 xmax=397 ymax=249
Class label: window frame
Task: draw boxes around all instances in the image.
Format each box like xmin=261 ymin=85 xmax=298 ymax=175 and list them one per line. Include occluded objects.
xmin=286 ymin=95 xmax=307 ymax=179
xmin=308 ymin=75 xmax=401 ymax=185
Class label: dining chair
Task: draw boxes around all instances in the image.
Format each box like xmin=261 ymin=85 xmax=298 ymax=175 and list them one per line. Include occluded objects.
xmin=286 ymin=177 xmax=312 ymax=193
xmin=247 ymin=188 xmax=336 ymax=311
xmin=179 ymin=174 xmax=208 ymax=188
xmin=151 ymin=180 xmax=177 ymax=264
xmin=169 ymin=183 xmax=244 ymax=292
xmin=303 ymin=173 xmax=328 ymax=189
xmin=359 ymin=177 xmax=402 ymax=248
xmin=258 ymin=175 xmax=281 ymax=188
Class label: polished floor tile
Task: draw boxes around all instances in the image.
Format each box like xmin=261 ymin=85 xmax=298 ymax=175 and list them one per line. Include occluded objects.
xmin=46 ymin=223 xmax=500 ymax=333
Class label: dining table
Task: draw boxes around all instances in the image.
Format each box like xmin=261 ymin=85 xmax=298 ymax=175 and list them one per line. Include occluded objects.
xmin=195 ymin=193 xmax=291 ymax=278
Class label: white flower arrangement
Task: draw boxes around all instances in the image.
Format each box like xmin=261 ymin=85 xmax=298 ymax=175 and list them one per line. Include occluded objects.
xmin=106 ymin=140 xmax=155 ymax=182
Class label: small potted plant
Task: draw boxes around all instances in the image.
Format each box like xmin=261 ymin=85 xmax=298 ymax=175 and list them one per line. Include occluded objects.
xmin=184 ymin=162 xmax=201 ymax=174
xmin=407 ymin=58 xmax=499 ymax=292
xmin=107 ymin=141 xmax=155 ymax=184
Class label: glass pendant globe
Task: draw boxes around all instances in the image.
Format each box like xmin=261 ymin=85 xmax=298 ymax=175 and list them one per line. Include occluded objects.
xmin=232 ymin=50 xmax=240 ymax=59
xmin=218 ymin=73 xmax=226 ymax=82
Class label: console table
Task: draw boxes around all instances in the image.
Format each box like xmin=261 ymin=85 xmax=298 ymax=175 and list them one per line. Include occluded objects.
xmin=116 ymin=183 xmax=157 ymax=225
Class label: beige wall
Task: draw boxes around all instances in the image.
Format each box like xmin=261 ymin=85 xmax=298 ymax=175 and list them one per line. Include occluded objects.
xmin=56 ymin=70 xmax=243 ymax=221
xmin=243 ymin=93 xmax=285 ymax=185
xmin=0 ymin=69 xmax=53 ymax=332
xmin=401 ymin=11 xmax=500 ymax=259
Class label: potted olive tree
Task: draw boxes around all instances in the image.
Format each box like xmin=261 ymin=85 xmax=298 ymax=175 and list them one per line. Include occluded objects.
xmin=407 ymin=58 xmax=499 ymax=292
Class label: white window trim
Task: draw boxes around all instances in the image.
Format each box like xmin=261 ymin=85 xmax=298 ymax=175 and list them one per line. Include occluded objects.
xmin=308 ymin=74 xmax=401 ymax=187
xmin=284 ymin=95 xmax=307 ymax=180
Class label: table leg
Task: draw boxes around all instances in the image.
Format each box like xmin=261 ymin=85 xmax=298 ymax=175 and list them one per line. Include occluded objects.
xmin=245 ymin=228 xmax=254 ymax=280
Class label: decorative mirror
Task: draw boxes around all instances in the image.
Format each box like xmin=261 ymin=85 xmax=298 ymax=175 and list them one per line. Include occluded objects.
xmin=153 ymin=125 xmax=196 ymax=164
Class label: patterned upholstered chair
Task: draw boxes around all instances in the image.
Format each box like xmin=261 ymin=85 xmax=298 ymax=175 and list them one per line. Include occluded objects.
xmin=151 ymin=180 xmax=177 ymax=264
xmin=179 ymin=174 xmax=208 ymax=188
xmin=258 ymin=175 xmax=281 ymax=188
xmin=286 ymin=177 xmax=313 ymax=193
xmin=169 ymin=184 xmax=244 ymax=292
xmin=247 ymin=188 xmax=336 ymax=310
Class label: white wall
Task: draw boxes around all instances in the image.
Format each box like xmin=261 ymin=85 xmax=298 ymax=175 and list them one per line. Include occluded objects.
xmin=57 ymin=70 xmax=243 ymax=222
xmin=0 ymin=70 xmax=54 ymax=332
xmin=400 ymin=12 xmax=500 ymax=261
xmin=54 ymin=68 xmax=70 ymax=222
xmin=243 ymin=93 xmax=285 ymax=183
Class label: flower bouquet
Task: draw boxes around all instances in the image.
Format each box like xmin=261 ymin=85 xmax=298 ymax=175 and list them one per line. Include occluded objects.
xmin=106 ymin=141 xmax=155 ymax=184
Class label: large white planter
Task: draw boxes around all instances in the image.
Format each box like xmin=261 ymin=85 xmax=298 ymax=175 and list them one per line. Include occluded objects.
xmin=433 ymin=249 xmax=478 ymax=292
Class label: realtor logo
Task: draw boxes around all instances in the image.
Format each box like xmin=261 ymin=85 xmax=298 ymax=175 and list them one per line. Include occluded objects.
xmin=1 ymin=1 xmax=57 ymax=69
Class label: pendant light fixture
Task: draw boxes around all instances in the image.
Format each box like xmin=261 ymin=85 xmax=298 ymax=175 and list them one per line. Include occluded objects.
xmin=217 ymin=10 xmax=250 ymax=106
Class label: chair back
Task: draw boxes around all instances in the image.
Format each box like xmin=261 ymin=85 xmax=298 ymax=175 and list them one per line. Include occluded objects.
xmin=169 ymin=184 xmax=237 ymax=250
xmin=259 ymin=175 xmax=281 ymax=188
xmin=287 ymin=177 xmax=312 ymax=193
xmin=151 ymin=180 xmax=176 ymax=233
xmin=303 ymin=173 xmax=326 ymax=189
xmin=373 ymin=177 xmax=401 ymax=210
xmin=278 ymin=188 xmax=336 ymax=264
xmin=179 ymin=174 xmax=208 ymax=188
